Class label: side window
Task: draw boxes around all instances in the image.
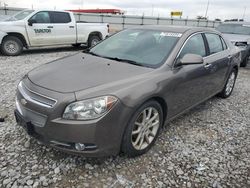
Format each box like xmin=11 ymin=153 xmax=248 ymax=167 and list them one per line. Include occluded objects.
xmin=205 ymin=33 xmax=223 ymax=54
xmin=30 ymin=12 xmax=50 ymax=23
xmin=179 ymin=34 xmax=206 ymax=58
xmin=220 ymin=37 xmax=228 ymax=50
xmin=50 ymin=12 xmax=71 ymax=23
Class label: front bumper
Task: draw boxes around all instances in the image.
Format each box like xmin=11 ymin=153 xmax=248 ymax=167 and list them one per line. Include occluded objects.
xmin=15 ymin=79 xmax=132 ymax=157
xmin=236 ymin=44 xmax=250 ymax=61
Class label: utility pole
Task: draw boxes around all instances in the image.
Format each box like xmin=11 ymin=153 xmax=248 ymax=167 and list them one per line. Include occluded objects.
xmin=151 ymin=4 xmax=154 ymax=16
xmin=4 ymin=3 xmax=7 ymax=15
xmin=204 ymin=0 xmax=210 ymax=19
xmin=81 ymin=0 xmax=84 ymax=9
xmin=242 ymin=6 xmax=246 ymax=20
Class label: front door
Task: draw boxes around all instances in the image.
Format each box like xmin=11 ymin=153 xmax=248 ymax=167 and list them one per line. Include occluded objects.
xmin=26 ymin=11 xmax=57 ymax=46
xmin=165 ymin=33 xmax=216 ymax=118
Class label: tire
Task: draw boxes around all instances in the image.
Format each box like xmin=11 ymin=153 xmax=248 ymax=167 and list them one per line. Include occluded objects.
xmin=240 ymin=56 xmax=248 ymax=67
xmin=218 ymin=69 xmax=237 ymax=98
xmin=87 ymin=35 xmax=101 ymax=48
xmin=72 ymin=43 xmax=81 ymax=48
xmin=121 ymin=100 xmax=163 ymax=157
xmin=1 ymin=36 xmax=23 ymax=56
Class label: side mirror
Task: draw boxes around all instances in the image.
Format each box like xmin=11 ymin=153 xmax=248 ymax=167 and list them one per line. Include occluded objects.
xmin=178 ymin=54 xmax=204 ymax=66
xmin=235 ymin=42 xmax=247 ymax=47
xmin=28 ymin=19 xmax=36 ymax=26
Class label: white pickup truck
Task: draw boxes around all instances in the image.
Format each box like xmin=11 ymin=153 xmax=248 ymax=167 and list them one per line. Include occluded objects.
xmin=0 ymin=10 xmax=109 ymax=56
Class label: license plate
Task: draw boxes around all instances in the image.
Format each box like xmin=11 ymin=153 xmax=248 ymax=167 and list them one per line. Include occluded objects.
xmin=15 ymin=111 xmax=35 ymax=135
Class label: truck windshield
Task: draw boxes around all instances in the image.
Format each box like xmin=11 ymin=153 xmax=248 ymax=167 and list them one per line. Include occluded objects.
xmin=88 ymin=29 xmax=180 ymax=68
xmin=6 ymin=10 xmax=34 ymax=21
xmin=217 ymin=24 xmax=250 ymax=35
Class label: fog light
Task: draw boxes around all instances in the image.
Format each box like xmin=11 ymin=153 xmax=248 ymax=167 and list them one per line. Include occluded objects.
xmin=75 ymin=143 xmax=85 ymax=151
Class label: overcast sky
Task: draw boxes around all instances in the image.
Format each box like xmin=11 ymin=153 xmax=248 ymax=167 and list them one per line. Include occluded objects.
xmin=1 ymin=0 xmax=249 ymax=21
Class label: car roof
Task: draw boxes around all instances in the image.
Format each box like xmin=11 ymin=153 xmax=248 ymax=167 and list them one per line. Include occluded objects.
xmin=130 ymin=25 xmax=217 ymax=34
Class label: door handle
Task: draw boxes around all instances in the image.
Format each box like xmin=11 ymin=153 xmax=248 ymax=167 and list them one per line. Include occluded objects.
xmin=204 ymin=63 xmax=212 ymax=69
xmin=228 ymin=55 xmax=232 ymax=59
xmin=47 ymin=26 xmax=53 ymax=28
xmin=69 ymin=26 xmax=74 ymax=28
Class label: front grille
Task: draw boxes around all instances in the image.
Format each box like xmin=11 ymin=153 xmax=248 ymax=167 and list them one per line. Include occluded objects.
xmin=18 ymin=81 xmax=57 ymax=108
xmin=16 ymin=99 xmax=48 ymax=127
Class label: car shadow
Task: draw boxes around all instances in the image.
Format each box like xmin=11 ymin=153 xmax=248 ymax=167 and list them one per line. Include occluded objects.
xmin=0 ymin=45 xmax=89 ymax=56
xmin=22 ymin=46 xmax=88 ymax=55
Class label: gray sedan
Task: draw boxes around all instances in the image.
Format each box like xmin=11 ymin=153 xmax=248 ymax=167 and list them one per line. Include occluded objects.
xmin=15 ymin=26 xmax=240 ymax=157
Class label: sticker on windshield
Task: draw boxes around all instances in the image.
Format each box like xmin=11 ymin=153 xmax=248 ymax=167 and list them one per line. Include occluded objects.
xmin=160 ymin=32 xmax=182 ymax=37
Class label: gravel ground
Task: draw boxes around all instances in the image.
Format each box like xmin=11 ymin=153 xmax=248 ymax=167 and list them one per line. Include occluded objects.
xmin=0 ymin=47 xmax=250 ymax=188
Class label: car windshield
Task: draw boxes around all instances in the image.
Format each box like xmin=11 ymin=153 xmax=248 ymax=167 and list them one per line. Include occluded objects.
xmin=217 ymin=24 xmax=250 ymax=35
xmin=6 ymin=10 xmax=34 ymax=21
xmin=88 ymin=29 xmax=180 ymax=68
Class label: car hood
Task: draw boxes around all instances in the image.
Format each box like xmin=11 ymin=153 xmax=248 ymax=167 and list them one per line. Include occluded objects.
xmin=222 ymin=33 xmax=250 ymax=43
xmin=0 ymin=20 xmax=24 ymax=32
xmin=28 ymin=53 xmax=153 ymax=93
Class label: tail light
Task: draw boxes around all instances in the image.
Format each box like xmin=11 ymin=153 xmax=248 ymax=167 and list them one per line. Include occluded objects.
xmin=107 ymin=24 xmax=110 ymax=33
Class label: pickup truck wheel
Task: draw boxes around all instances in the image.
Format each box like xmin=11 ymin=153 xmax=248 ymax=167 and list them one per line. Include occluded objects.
xmin=121 ymin=100 xmax=163 ymax=157
xmin=1 ymin=36 xmax=23 ymax=56
xmin=218 ymin=69 xmax=237 ymax=98
xmin=88 ymin=35 xmax=101 ymax=47
xmin=240 ymin=56 xmax=248 ymax=67
xmin=72 ymin=43 xmax=81 ymax=48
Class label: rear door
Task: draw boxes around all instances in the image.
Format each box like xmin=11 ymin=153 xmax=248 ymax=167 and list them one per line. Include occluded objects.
xmin=203 ymin=33 xmax=230 ymax=91
xmin=26 ymin=11 xmax=57 ymax=46
xmin=49 ymin=11 xmax=76 ymax=44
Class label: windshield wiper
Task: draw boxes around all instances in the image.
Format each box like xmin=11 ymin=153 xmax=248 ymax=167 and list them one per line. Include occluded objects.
xmin=83 ymin=51 xmax=146 ymax=67
xmin=105 ymin=57 xmax=144 ymax=67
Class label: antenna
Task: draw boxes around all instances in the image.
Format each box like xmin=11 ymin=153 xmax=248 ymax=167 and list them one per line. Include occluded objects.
xmin=204 ymin=0 xmax=210 ymax=18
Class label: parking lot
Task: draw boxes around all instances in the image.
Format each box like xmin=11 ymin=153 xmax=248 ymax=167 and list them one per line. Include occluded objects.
xmin=0 ymin=47 xmax=250 ymax=187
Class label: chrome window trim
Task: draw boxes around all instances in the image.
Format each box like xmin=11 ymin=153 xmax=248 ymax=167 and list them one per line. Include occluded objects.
xmin=18 ymin=81 xmax=57 ymax=108
xmin=173 ymin=31 xmax=231 ymax=67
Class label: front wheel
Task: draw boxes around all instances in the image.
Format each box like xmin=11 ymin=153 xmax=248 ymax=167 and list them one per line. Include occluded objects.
xmin=121 ymin=100 xmax=163 ymax=157
xmin=1 ymin=36 xmax=23 ymax=56
xmin=218 ymin=69 xmax=237 ymax=98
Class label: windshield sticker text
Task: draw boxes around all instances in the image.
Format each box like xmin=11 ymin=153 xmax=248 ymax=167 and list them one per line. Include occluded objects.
xmin=160 ymin=32 xmax=182 ymax=37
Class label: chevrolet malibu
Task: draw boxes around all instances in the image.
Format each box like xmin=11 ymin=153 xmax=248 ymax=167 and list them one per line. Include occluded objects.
xmin=15 ymin=26 xmax=240 ymax=157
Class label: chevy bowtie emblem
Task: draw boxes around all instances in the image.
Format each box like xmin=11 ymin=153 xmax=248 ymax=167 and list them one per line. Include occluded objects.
xmin=20 ymin=98 xmax=27 ymax=106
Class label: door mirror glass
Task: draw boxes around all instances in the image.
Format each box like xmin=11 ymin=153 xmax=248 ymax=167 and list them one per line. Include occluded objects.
xmin=180 ymin=54 xmax=204 ymax=65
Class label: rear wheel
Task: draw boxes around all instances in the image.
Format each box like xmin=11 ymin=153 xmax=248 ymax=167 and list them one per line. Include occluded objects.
xmin=87 ymin=35 xmax=101 ymax=47
xmin=1 ymin=36 xmax=23 ymax=56
xmin=122 ymin=100 xmax=163 ymax=157
xmin=218 ymin=69 xmax=237 ymax=98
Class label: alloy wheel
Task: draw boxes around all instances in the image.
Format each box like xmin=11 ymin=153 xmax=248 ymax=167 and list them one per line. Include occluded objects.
xmin=131 ymin=107 xmax=160 ymax=150
xmin=225 ymin=71 xmax=236 ymax=96
xmin=4 ymin=40 xmax=19 ymax=54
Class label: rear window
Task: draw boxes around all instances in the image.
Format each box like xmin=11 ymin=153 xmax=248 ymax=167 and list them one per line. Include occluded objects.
xmin=50 ymin=12 xmax=71 ymax=23
xmin=205 ymin=33 xmax=223 ymax=54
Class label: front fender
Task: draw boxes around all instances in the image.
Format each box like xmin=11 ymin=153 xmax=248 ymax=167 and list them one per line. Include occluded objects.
xmin=0 ymin=31 xmax=7 ymax=44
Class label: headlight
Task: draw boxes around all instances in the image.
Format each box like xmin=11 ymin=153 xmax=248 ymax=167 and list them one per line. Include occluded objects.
xmin=63 ymin=96 xmax=118 ymax=120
